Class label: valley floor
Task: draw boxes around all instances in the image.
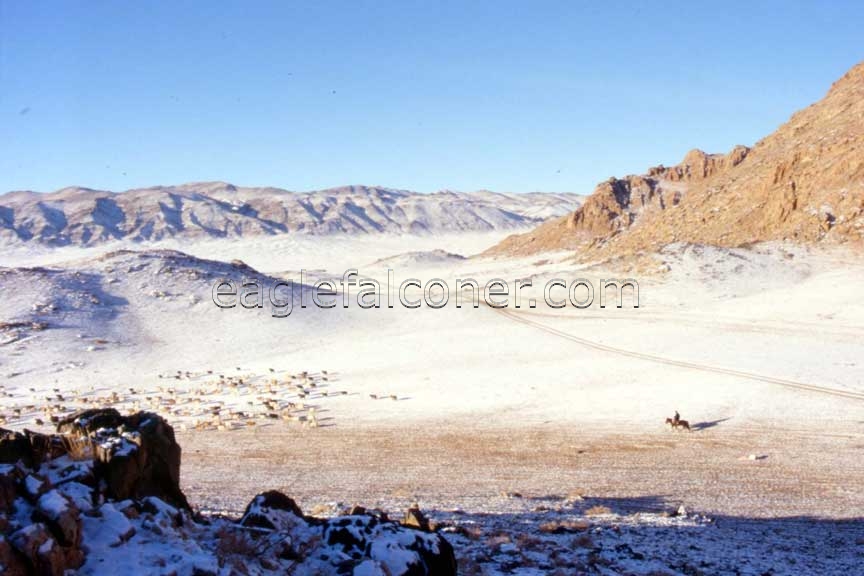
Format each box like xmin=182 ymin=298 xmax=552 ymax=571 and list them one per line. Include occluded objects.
xmin=179 ymin=423 xmax=864 ymax=520
xmin=179 ymin=423 xmax=864 ymax=575
xmin=2 ymin=234 xmax=863 ymax=574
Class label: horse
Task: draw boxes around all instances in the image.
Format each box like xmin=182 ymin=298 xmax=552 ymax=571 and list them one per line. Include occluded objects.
xmin=665 ymin=417 xmax=691 ymax=432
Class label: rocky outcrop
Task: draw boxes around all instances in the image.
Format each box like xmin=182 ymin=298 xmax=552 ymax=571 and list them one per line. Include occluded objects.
xmin=654 ymin=147 xmax=750 ymax=183
xmin=0 ymin=431 xmax=34 ymax=469
xmin=0 ymin=409 xmax=457 ymax=575
xmin=0 ymin=411 xmax=188 ymax=575
xmin=487 ymin=148 xmax=740 ymax=257
xmin=0 ymin=460 xmax=87 ymax=575
xmin=0 ymin=430 xmax=64 ymax=470
xmin=238 ymin=491 xmax=457 ymax=574
xmin=57 ymin=409 xmax=189 ymax=510
xmin=238 ymin=490 xmax=305 ymax=530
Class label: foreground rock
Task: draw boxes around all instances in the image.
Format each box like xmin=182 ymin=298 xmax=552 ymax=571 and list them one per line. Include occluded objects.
xmin=238 ymin=491 xmax=456 ymax=575
xmin=57 ymin=408 xmax=189 ymax=510
xmin=0 ymin=409 xmax=455 ymax=575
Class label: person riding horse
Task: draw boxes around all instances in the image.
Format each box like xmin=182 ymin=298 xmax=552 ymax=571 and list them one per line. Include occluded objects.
xmin=673 ymin=410 xmax=680 ymax=425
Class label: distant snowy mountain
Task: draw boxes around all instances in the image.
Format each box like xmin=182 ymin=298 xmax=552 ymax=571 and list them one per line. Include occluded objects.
xmin=0 ymin=183 xmax=582 ymax=246
xmin=370 ymin=248 xmax=467 ymax=268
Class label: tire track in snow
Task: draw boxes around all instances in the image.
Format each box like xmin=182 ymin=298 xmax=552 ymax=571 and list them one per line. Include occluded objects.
xmin=489 ymin=305 xmax=864 ymax=402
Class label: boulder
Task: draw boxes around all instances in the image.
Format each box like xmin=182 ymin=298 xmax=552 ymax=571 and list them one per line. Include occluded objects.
xmin=36 ymin=490 xmax=81 ymax=547
xmin=23 ymin=474 xmax=50 ymax=500
xmin=9 ymin=522 xmax=83 ymax=576
xmin=239 ymin=490 xmax=305 ymax=531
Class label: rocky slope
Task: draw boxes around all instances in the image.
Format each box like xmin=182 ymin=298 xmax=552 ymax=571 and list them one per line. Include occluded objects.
xmin=488 ymin=61 xmax=864 ymax=258
xmin=0 ymin=409 xmax=456 ymax=575
xmin=0 ymin=183 xmax=582 ymax=246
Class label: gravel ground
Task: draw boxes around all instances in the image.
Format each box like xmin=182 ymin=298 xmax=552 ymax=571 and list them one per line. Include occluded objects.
xmin=178 ymin=422 xmax=864 ymax=574
xmin=179 ymin=422 xmax=864 ymax=519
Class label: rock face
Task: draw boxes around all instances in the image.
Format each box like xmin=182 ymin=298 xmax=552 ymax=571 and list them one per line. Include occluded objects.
xmin=0 ymin=430 xmax=65 ymax=471
xmin=0 ymin=184 xmax=583 ymax=245
xmin=0 ymin=535 xmax=29 ymax=576
xmin=0 ymin=409 xmax=457 ymax=576
xmin=488 ymin=60 xmax=864 ymax=259
xmin=57 ymin=409 xmax=189 ymax=510
xmin=9 ymin=522 xmax=78 ymax=576
xmin=486 ymin=147 xmax=749 ymax=257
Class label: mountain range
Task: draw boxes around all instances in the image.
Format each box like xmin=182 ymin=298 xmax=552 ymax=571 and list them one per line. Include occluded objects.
xmin=0 ymin=183 xmax=582 ymax=246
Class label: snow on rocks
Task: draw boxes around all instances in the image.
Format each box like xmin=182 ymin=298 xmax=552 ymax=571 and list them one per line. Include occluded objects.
xmin=234 ymin=490 xmax=456 ymax=574
xmin=35 ymin=490 xmax=80 ymax=546
xmin=57 ymin=408 xmax=190 ymax=510
xmin=322 ymin=514 xmax=455 ymax=575
xmin=8 ymin=520 xmax=84 ymax=576
xmin=0 ymin=409 xmax=456 ymax=575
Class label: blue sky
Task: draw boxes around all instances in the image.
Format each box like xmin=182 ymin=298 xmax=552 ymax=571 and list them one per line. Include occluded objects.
xmin=1 ymin=1 xmax=862 ymax=194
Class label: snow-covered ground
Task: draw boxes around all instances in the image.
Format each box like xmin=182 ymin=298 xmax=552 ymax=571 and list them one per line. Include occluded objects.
xmin=1 ymin=233 xmax=863 ymax=574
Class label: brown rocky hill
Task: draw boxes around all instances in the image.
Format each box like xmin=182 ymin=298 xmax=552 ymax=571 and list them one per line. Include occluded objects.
xmin=488 ymin=61 xmax=864 ymax=259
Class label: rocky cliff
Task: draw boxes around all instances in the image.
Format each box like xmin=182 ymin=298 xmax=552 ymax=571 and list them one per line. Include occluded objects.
xmin=488 ymin=61 xmax=864 ymax=258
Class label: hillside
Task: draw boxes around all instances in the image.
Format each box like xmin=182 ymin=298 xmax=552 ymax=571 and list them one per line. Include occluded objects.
xmin=488 ymin=61 xmax=864 ymax=258
xmin=0 ymin=184 xmax=582 ymax=246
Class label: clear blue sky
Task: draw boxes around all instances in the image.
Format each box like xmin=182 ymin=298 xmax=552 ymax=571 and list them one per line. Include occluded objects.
xmin=1 ymin=1 xmax=862 ymax=195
